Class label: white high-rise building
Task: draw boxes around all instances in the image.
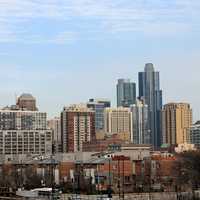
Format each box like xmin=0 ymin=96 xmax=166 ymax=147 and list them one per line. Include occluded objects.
xmin=130 ymin=100 xmax=149 ymax=144
xmin=48 ymin=117 xmax=61 ymax=153
xmin=189 ymin=121 xmax=200 ymax=148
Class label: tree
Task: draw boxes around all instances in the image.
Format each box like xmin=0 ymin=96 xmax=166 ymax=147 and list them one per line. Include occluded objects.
xmin=176 ymin=151 xmax=200 ymax=191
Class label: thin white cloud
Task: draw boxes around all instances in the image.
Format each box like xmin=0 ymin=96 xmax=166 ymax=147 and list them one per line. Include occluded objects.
xmin=0 ymin=0 xmax=199 ymax=43
xmin=47 ymin=31 xmax=78 ymax=44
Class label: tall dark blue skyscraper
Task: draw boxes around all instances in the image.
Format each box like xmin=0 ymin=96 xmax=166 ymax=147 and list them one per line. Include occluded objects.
xmin=117 ymin=79 xmax=136 ymax=107
xmin=138 ymin=63 xmax=163 ymax=148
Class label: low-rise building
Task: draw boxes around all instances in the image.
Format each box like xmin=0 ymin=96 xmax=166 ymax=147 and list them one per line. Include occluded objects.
xmin=175 ymin=143 xmax=196 ymax=153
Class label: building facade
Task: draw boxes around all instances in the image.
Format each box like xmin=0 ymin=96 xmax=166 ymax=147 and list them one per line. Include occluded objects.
xmin=0 ymin=107 xmax=52 ymax=155
xmin=91 ymin=99 xmax=111 ymax=108
xmin=130 ymin=100 xmax=149 ymax=144
xmin=117 ymin=79 xmax=136 ymax=107
xmin=189 ymin=121 xmax=200 ymax=148
xmin=61 ymin=104 xmax=95 ymax=153
xmin=162 ymin=103 xmax=192 ymax=145
xmin=47 ymin=117 xmax=62 ymax=153
xmin=87 ymin=98 xmax=111 ymax=132
xmin=0 ymin=110 xmax=47 ymax=130
xmin=138 ymin=63 xmax=163 ymax=148
xmin=0 ymin=130 xmax=52 ymax=155
xmin=16 ymin=93 xmax=38 ymax=111
xmin=104 ymin=107 xmax=132 ymax=140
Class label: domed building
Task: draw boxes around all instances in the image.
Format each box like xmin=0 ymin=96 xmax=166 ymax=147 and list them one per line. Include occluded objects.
xmin=16 ymin=93 xmax=38 ymax=111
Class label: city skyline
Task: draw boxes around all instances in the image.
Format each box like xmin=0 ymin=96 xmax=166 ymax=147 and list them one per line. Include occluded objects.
xmin=1 ymin=1 xmax=200 ymax=197
xmin=0 ymin=1 xmax=199 ymax=120
xmin=0 ymin=65 xmax=199 ymax=121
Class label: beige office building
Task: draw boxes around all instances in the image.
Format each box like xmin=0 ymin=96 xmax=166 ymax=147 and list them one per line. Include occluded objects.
xmin=104 ymin=107 xmax=132 ymax=140
xmin=162 ymin=103 xmax=192 ymax=145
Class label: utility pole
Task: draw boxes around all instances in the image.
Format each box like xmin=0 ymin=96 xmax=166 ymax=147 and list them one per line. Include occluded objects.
xmin=97 ymin=163 xmax=100 ymax=196
xmin=122 ymin=159 xmax=125 ymax=200
xmin=20 ymin=160 xmax=23 ymax=189
xmin=118 ymin=159 xmax=121 ymax=199
xmin=51 ymin=155 xmax=56 ymax=200
xmin=107 ymin=159 xmax=112 ymax=199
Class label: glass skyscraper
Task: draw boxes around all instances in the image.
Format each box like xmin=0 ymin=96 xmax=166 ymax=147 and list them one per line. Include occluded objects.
xmin=190 ymin=121 xmax=200 ymax=148
xmin=87 ymin=99 xmax=111 ymax=131
xmin=138 ymin=63 xmax=163 ymax=148
xmin=117 ymin=79 xmax=136 ymax=107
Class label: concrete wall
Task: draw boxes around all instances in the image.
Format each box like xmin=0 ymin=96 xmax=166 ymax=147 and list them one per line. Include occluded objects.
xmin=61 ymin=192 xmax=198 ymax=200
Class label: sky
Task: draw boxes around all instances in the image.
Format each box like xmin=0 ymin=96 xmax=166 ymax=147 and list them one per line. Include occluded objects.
xmin=0 ymin=0 xmax=200 ymax=120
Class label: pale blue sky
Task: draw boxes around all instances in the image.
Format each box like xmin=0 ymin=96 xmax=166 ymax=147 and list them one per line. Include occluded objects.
xmin=0 ymin=0 xmax=200 ymax=120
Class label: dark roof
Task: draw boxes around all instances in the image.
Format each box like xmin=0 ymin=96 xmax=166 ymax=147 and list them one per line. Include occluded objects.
xmin=19 ymin=93 xmax=35 ymax=100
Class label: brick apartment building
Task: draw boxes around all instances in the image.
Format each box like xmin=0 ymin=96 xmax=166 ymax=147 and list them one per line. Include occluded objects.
xmin=61 ymin=104 xmax=95 ymax=153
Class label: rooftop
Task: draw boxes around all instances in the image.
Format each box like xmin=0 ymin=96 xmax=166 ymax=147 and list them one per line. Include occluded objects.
xmin=18 ymin=93 xmax=36 ymax=100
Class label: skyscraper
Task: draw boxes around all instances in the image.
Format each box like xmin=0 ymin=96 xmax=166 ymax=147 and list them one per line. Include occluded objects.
xmin=130 ymin=99 xmax=149 ymax=145
xmin=117 ymin=79 xmax=136 ymax=107
xmin=162 ymin=103 xmax=192 ymax=145
xmin=87 ymin=98 xmax=111 ymax=131
xmin=138 ymin=63 xmax=163 ymax=147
